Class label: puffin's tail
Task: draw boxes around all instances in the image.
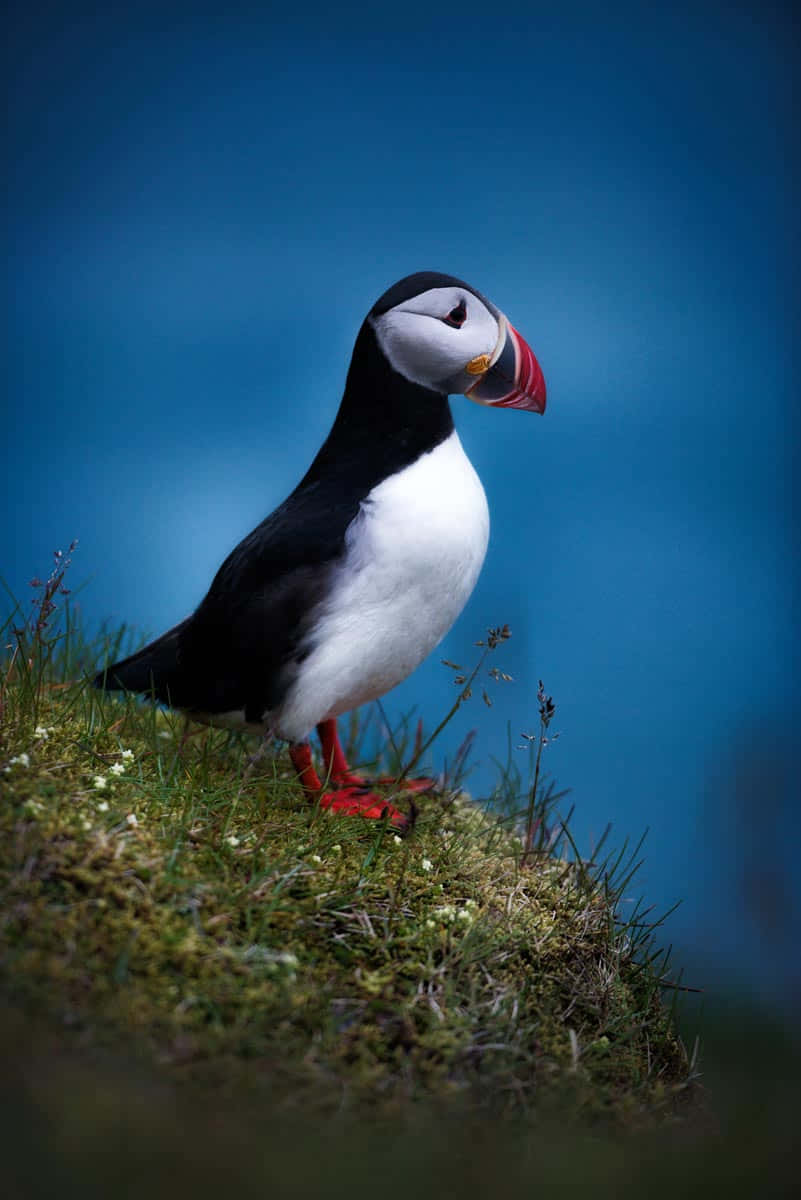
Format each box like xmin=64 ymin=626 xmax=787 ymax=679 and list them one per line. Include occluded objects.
xmin=93 ymin=618 xmax=190 ymax=701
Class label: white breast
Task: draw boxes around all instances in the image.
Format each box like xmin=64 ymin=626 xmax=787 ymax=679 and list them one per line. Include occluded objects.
xmin=274 ymin=431 xmax=490 ymax=742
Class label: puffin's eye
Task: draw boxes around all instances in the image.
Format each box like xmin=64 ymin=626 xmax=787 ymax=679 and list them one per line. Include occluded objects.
xmin=441 ymin=300 xmax=467 ymax=329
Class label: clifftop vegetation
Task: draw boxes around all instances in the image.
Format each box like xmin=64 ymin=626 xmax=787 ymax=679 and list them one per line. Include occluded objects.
xmin=1 ymin=550 xmax=702 ymax=1193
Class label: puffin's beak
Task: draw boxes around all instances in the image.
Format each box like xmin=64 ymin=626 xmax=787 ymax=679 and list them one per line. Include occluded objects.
xmin=465 ymin=316 xmax=546 ymax=415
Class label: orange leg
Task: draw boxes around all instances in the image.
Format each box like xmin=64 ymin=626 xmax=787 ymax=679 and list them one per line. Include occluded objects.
xmin=315 ymin=718 xmax=362 ymax=786
xmin=288 ymin=741 xmax=409 ymax=829
xmin=315 ymin=718 xmax=436 ymax=794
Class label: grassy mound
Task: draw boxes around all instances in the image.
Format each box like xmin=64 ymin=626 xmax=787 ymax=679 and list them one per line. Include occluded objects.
xmin=0 ymin=568 xmax=691 ymax=1131
xmin=0 ymin=706 xmax=690 ymax=1120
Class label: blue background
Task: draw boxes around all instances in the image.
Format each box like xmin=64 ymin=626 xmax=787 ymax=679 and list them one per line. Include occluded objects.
xmin=4 ymin=2 xmax=799 ymax=1006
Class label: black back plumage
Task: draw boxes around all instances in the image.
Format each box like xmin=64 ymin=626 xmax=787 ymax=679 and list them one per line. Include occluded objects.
xmin=94 ymin=318 xmax=454 ymax=722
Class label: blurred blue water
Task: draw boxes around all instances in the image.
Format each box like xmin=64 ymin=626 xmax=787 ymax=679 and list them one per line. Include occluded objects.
xmin=3 ymin=1 xmax=799 ymax=1002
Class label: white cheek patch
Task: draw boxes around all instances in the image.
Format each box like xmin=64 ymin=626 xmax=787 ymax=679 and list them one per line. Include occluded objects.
xmin=372 ymin=288 xmax=499 ymax=392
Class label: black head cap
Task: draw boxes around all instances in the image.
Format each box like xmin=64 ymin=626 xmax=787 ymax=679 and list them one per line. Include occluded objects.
xmin=370 ymin=271 xmax=496 ymax=318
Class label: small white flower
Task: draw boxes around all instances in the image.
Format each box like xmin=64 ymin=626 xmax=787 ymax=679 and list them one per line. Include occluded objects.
xmin=157 ymin=730 xmax=171 ymax=740
xmin=125 ymin=813 xmax=138 ymax=827
xmin=97 ymin=800 xmax=110 ymax=812
xmin=121 ymin=748 xmax=134 ymax=761
xmin=81 ymin=818 xmax=92 ymax=830
xmin=425 ymin=919 xmax=436 ymax=930
xmin=34 ymin=726 xmax=50 ymax=740
xmin=310 ymin=854 xmax=322 ymax=864
xmin=392 ymin=835 xmax=402 ymax=846
xmin=457 ymin=909 xmax=473 ymax=923
xmin=109 ymin=762 xmax=125 ymax=776
xmin=93 ymin=775 xmax=107 ymax=790
xmin=421 ymin=858 xmax=434 ymax=872
xmin=225 ymin=834 xmax=240 ymax=847
xmin=10 ymin=753 xmax=31 ymax=769
xmin=331 ymin=844 xmax=342 ymax=854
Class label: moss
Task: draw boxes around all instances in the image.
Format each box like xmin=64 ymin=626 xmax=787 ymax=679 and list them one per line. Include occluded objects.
xmin=0 ymin=683 xmax=691 ymax=1128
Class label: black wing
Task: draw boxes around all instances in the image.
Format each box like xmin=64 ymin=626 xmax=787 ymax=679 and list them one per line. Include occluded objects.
xmin=96 ymin=475 xmax=361 ymax=720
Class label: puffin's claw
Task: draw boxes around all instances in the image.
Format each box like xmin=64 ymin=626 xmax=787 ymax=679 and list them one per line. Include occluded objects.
xmin=289 ymin=740 xmax=412 ymax=829
xmin=318 ymin=787 xmax=410 ymax=829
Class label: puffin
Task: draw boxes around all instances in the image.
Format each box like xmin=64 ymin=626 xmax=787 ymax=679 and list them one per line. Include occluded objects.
xmin=95 ymin=271 xmax=546 ymax=828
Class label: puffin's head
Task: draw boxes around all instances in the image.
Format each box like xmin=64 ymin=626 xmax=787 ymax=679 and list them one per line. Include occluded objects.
xmin=369 ymin=271 xmax=546 ymax=414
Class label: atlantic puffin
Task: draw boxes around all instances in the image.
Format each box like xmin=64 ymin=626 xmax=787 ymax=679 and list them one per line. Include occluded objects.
xmin=95 ymin=271 xmax=546 ymax=828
